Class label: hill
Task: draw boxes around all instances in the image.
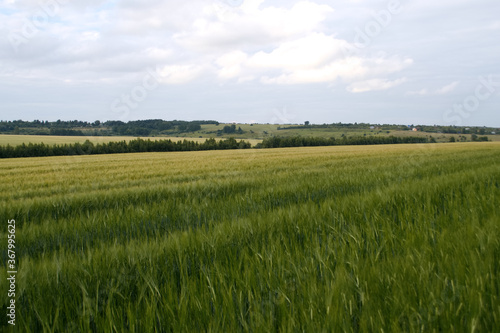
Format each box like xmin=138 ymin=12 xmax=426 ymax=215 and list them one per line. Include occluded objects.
xmin=1 ymin=119 xmax=498 ymax=144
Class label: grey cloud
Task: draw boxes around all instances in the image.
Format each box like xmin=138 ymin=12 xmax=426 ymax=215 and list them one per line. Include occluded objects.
xmin=0 ymin=0 xmax=499 ymax=125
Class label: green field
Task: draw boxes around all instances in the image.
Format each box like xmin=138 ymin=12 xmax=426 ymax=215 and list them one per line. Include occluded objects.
xmin=1 ymin=143 xmax=500 ymax=331
xmin=1 ymin=129 xmax=496 ymax=149
xmin=0 ymin=134 xmax=262 ymax=147
xmin=184 ymin=124 xmax=499 ymax=142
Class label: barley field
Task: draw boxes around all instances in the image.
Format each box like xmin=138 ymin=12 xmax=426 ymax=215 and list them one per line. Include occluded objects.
xmin=1 ymin=143 xmax=500 ymax=332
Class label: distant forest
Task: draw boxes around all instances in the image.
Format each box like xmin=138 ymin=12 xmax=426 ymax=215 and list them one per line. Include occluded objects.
xmin=0 ymin=119 xmax=497 ymax=137
xmin=0 ymin=138 xmax=251 ymax=159
xmin=0 ymin=119 xmax=219 ymax=137
xmin=260 ymin=135 xmax=429 ymax=148
xmin=280 ymin=123 xmax=497 ymax=135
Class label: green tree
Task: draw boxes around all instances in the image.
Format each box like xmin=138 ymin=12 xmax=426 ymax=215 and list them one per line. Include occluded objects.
xmin=223 ymin=125 xmax=236 ymax=134
xmin=187 ymin=123 xmax=201 ymax=132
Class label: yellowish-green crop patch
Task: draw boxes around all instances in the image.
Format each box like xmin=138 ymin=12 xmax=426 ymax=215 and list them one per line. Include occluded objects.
xmin=0 ymin=134 xmax=262 ymax=147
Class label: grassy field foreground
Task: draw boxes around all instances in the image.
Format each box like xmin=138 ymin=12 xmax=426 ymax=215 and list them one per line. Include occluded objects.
xmin=1 ymin=143 xmax=500 ymax=331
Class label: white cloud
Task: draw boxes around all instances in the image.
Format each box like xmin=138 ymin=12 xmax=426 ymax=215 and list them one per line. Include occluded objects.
xmin=407 ymin=88 xmax=429 ymax=96
xmin=212 ymin=36 xmax=413 ymax=85
xmin=79 ymin=31 xmax=100 ymax=42
xmin=1 ymin=0 xmax=413 ymax=88
xmin=347 ymin=77 xmax=407 ymax=93
xmin=436 ymin=81 xmax=460 ymax=94
xmin=407 ymin=81 xmax=460 ymax=96
xmin=216 ymin=50 xmax=249 ymax=80
xmin=173 ymin=1 xmax=335 ymax=52
xmin=248 ymin=33 xmax=343 ymax=70
xmin=2 ymin=0 xmax=498 ymax=125
xmin=158 ymin=65 xmax=205 ymax=84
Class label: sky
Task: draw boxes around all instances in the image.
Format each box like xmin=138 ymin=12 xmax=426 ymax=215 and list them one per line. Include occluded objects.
xmin=1 ymin=0 xmax=499 ymax=126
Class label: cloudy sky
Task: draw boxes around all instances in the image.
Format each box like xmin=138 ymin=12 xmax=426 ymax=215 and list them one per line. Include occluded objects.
xmin=1 ymin=0 xmax=499 ymax=126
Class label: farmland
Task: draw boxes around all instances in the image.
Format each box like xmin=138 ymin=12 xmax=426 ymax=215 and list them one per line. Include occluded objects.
xmin=1 ymin=143 xmax=500 ymax=331
xmin=2 ymin=119 xmax=499 ymax=144
xmin=0 ymin=134 xmax=262 ymax=147
xmin=196 ymin=123 xmax=499 ymax=143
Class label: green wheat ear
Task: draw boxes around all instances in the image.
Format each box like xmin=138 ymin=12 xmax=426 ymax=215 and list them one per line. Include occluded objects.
xmin=1 ymin=143 xmax=499 ymax=331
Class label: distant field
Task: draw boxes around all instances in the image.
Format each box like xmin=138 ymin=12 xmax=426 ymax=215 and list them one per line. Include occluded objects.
xmin=0 ymin=134 xmax=262 ymax=147
xmin=1 ymin=130 xmax=496 ymax=148
xmin=389 ymin=130 xmax=500 ymax=142
xmin=195 ymin=124 xmax=500 ymax=142
xmin=192 ymin=123 xmax=375 ymax=140
xmin=1 ymin=142 xmax=499 ymax=331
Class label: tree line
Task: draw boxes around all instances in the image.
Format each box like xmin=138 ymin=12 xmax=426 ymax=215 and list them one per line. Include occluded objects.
xmin=0 ymin=119 xmax=220 ymax=136
xmin=279 ymin=122 xmax=498 ymax=135
xmin=0 ymin=138 xmax=250 ymax=159
xmin=108 ymin=120 xmax=218 ymax=136
xmin=0 ymin=135 xmax=438 ymax=159
xmin=259 ymin=135 xmax=429 ymax=148
xmin=2 ymin=119 xmax=497 ymax=137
